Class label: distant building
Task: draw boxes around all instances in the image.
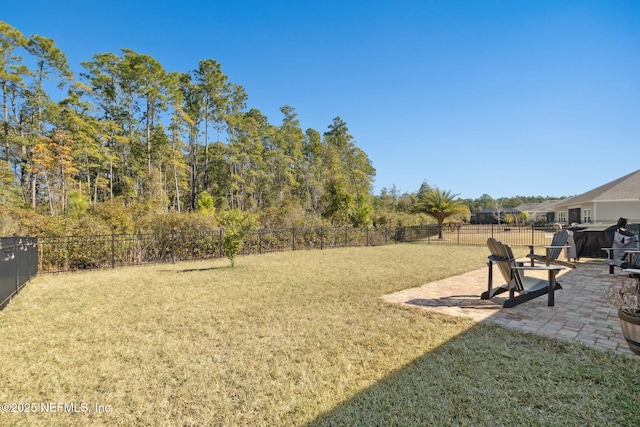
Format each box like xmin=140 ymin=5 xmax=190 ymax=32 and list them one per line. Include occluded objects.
xmin=471 ymin=170 xmax=640 ymax=226
xmin=473 ymin=208 xmax=521 ymax=224
xmin=515 ymin=200 xmax=562 ymax=224
xmin=551 ymin=169 xmax=640 ymax=225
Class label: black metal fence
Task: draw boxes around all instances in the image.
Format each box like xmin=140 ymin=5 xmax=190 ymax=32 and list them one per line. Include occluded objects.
xmin=38 ymin=224 xmax=555 ymax=274
xmin=0 ymin=237 xmax=39 ymax=309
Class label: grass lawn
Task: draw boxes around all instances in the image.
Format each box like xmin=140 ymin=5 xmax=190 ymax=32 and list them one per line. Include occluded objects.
xmin=1 ymin=243 xmax=638 ymax=426
xmin=428 ymin=226 xmax=555 ymax=247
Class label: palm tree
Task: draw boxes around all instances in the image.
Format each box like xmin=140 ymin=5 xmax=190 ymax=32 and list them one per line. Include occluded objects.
xmin=417 ymin=187 xmax=469 ymax=239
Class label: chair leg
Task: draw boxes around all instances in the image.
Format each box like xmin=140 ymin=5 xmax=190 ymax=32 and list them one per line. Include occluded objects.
xmin=547 ymin=269 xmax=557 ymax=306
xmin=481 ymin=286 xmax=508 ymax=300
xmin=482 ymin=260 xmax=508 ymax=299
xmin=502 ymin=282 xmax=562 ymax=309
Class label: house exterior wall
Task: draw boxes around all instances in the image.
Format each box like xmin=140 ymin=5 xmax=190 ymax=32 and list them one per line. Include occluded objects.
xmin=523 ymin=211 xmax=554 ymax=223
xmin=474 ymin=213 xmax=496 ymax=224
xmin=578 ymin=203 xmax=595 ymax=223
xmin=473 ymin=209 xmax=522 ymax=224
xmin=554 ymin=201 xmax=640 ymax=224
xmin=593 ymin=201 xmax=640 ymax=224
xmin=554 ymin=203 xmax=591 ymax=224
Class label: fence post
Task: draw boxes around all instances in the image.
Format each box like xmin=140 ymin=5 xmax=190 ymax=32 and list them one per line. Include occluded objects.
xmin=531 ymin=224 xmax=535 ymax=246
xmin=219 ymin=229 xmax=224 ymax=258
xmin=320 ymin=227 xmax=323 ymax=250
xmin=38 ymin=238 xmax=42 ymax=273
xmin=31 ymin=238 xmax=36 ymax=277
xmin=366 ymin=227 xmax=370 ymax=246
xmin=14 ymin=236 xmax=19 ymax=294
xmin=259 ymin=230 xmax=262 ymax=254
xmin=171 ymin=231 xmax=176 ymax=264
xmin=111 ymin=233 xmax=116 ymax=269
xmin=292 ymin=227 xmax=295 ymax=251
xmin=345 ymin=226 xmax=348 ymax=246
xmin=27 ymin=239 xmax=32 ymax=279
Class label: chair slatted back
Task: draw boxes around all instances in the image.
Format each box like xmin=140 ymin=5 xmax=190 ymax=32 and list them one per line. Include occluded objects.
xmin=612 ymin=231 xmax=638 ymax=260
xmin=487 ymin=238 xmax=524 ymax=292
xmin=547 ymin=230 xmax=569 ymax=261
xmin=626 ymin=250 xmax=640 ymax=287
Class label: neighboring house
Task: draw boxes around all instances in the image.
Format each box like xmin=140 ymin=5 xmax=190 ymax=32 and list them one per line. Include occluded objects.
xmin=515 ymin=200 xmax=562 ymax=224
xmin=551 ymin=169 xmax=640 ymax=225
xmin=473 ymin=208 xmax=520 ymax=224
xmin=474 ymin=201 xmax=561 ymax=225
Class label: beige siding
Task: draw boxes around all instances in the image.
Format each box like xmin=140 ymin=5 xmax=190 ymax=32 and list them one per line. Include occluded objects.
xmin=554 ymin=201 xmax=640 ymax=224
xmin=594 ymin=201 xmax=640 ymax=223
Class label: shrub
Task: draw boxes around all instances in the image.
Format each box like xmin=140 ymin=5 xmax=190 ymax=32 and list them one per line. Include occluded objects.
xmin=218 ymin=209 xmax=258 ymax=267
xmin=222 ymin=226 xmax=243 ymax=267
xmin=196 ymin=191 xmax=216 ymax=216
xmin=88 ymin=199 xmax=135 ymax=234
xmin=67 ymin=190 xmax=89 ymax=219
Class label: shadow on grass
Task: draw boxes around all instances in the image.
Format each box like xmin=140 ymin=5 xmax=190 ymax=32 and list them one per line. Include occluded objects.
xmin=177 ymin=266 xmax=230 ymax=273
xmin=406 ymin=295 xmax=504 ymax=309
xmin=310 ymin=262 xmax=639 ymax=425
xmin=305 ymin=326 xmax=488 ymax=426
xmin=305 ymin=324 xmax=639 ymax=426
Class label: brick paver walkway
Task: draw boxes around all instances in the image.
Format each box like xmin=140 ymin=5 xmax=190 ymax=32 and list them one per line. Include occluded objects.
xmin=382 ymin=262 xmax=638 ymax=357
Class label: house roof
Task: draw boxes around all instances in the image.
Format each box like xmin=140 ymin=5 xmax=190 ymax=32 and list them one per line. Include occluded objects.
xmin=515 ymin=200 xmax=564 ymax=212
xmin=515 ymin=203 xmax=537 ymax=211
xmin=556 ymin=169 xmax=640 ymax=206
xmin=476 ymin=208 xmax=520 ymax=214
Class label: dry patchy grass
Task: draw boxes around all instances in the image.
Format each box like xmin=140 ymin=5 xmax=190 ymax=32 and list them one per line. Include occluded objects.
xmin=0 ymin=243 xmax=638 ymax=426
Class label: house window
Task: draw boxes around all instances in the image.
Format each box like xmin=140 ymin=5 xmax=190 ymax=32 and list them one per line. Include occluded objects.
xmin=558 ymin=211 xmax=567 ymax=223
xmin=583 ymin=209 xmax=592 ymax=224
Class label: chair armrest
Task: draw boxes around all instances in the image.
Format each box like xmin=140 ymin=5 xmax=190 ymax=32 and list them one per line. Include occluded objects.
xmin=623 ymin=268 xmax=640 ymax=275
xmin=512 ymin=266 xmax=565 ymax=271
xmin=488 ymin=255 xmax=512 ymax=262
xmin=602 ymin=249 xmax=636 ymax=259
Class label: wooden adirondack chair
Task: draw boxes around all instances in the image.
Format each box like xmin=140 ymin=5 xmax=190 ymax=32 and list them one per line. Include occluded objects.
xmin=603 ymin=230 xmax=639 ymax=274
xmin=526 ymin=229 xmax=576 ymax=268
xmin=482 ymin=238 xmax=564 ymax=308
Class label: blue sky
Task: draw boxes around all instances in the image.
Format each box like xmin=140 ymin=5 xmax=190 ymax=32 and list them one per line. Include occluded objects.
xmin=4 ymin=1 xmax=640 ymax=199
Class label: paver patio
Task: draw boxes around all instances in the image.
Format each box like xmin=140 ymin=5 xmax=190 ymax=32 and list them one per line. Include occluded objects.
xmin=382 ymin=261 xmax=638 ymax=357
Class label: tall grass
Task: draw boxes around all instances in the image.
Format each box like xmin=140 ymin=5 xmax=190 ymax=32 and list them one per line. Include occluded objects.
xmin=0 ymin=243 xmax=638 ymax=426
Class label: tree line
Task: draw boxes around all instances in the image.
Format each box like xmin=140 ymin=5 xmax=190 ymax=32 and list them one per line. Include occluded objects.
xmin=0 ymin=21 xmax=375 ymax=230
